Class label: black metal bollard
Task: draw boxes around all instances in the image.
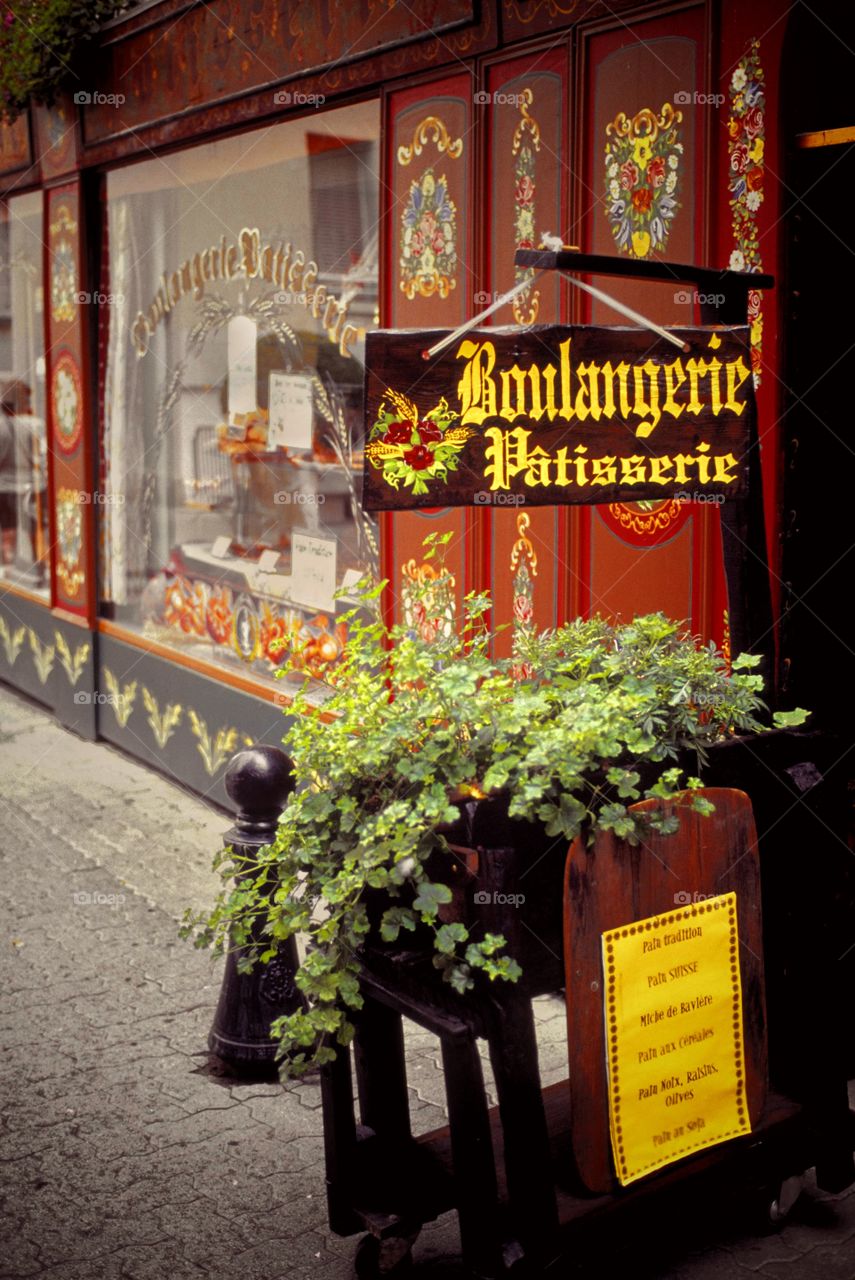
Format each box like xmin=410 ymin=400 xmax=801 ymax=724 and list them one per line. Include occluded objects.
xmin=208 ymin=743 xmax=303 ymax=1076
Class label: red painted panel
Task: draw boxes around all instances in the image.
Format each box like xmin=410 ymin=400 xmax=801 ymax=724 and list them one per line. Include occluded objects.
xmin=575 ymin=8 xmax=726 ymax=643
xmin=46 ymin=184 xmax=96 ymax=621
xmin=484 ymin=47 xmax=569 ymax=651
xmin=383 ymin=74 xmax=474 ymax=625
xmin=33 ymin=97 xmax=79 ymax=181
xmin=589 ymin=507 xmax=694 ymax=625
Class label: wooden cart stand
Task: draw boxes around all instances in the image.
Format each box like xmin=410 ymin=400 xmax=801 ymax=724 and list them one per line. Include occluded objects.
xmin=319 ymin=773 xmax=854 ymax=1277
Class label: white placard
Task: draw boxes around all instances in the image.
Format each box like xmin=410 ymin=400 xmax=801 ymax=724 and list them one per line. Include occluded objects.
xmin=339 ymin=568 xmax=365 ymax=598
xmin=290 ymin=533 xmax=337 ymax=613
xmin=268 ymin=372 xmax=314 ymax=451
xmin=227 ymin=316 xmax=257 ymax=421
xmin=257 ymin=549 xmax=280 ymax=573
xmin=211 ymin=535 xmax=232 ymax=559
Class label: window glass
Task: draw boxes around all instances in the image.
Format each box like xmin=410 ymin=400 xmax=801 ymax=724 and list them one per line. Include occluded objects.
xmin=0 ymin=191 xmax=48 ymax=594
xmin=102 ymin=103 xmax=380 ymax=694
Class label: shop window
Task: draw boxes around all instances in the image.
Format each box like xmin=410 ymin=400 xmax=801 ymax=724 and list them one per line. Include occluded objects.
xmin=0 ymin=191 xmax=48 ymax=594
xmin=101 ymin=103 xmax=380 ymax=692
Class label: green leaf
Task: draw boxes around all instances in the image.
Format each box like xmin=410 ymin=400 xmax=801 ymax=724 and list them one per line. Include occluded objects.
xmin=413 ymin=881 xmax=453 ymax=919
xmin=436 ymin=922 xmax=469 ymax=953
xmin=772 ymin=708 xmax=810 ymax=728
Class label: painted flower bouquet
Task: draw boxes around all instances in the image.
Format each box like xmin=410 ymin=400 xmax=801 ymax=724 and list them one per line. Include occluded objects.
xmin=604 ymin=102 xmax=683 ymax=259
xmin=365 ymin=388 xmax=474 ymax=497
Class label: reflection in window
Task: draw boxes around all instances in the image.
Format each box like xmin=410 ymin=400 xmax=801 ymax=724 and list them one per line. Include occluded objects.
xmin=101 ymin=103 xmax=380 ymax=691
xmin=0 ymin=192 xmax=48 ymax=594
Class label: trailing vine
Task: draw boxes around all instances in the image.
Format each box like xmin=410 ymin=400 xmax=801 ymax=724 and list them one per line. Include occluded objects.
xmin=0 ymin=1 xmax=129 ymax=123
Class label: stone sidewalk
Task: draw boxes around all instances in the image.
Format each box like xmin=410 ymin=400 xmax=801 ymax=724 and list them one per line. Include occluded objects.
xmin=1 ymin=683 xmax=854 ymax=1279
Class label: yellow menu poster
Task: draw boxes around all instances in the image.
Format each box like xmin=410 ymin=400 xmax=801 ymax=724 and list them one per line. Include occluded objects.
xmin=602 ymin=891 xmax=750 ymax=1186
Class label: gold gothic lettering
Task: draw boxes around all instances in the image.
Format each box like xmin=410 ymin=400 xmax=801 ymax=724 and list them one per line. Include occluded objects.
xmin=130 ymin=228 xmax=359 ymax=359
xmin=483 ymin=426 xmax=739 ymax=493
xmin=456 ymin=337 xmax=751 ymax=438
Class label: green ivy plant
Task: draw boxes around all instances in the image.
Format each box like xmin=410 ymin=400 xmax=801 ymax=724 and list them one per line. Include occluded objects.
xmin=183 ymin=534 xmax=807 ymax=1076
xmin=0 ymin=1 xmax=127 ymax=123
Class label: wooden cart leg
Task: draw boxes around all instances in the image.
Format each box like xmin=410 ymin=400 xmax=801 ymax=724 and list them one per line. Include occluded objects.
xmin=320 ymin=1041 xmax=361 ymax=1236
xmin=441 ymin=1031 xmax=503 ymax=1279
xmin=354 ymin=996 xmax=411 ymax=1145
xmin=486 ymin=993 xmax=559 ymax=1256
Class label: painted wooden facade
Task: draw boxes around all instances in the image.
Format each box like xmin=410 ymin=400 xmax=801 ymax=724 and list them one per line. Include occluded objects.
xmin=0 ymin=0 xmax=851 ymax=808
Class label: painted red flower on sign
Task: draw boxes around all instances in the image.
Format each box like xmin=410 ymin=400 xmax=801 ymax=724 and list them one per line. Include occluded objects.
xmin=647 ymin=156 xmax=666 ymax=188
xmin=384 ymin=420 xmax=412 ymax=445
xmin=619 ymin=160 xmax=639 ymax=190
xmin=417 ymin=420 xmax=442 ymax=444
xmin=404 ymin=444 xmax=433 ymax=471
xmin=631 ymin=187 xmax=653 ymax=213
xmin=746 ymin=167 xmax=763 ymax=192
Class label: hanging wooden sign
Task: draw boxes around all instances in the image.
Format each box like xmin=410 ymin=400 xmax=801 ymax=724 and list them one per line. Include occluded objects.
xmin=362 ymin=324 xmax=755 ymax=511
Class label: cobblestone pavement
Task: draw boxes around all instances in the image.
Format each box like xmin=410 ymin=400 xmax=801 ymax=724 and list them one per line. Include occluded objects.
xmin=1 ymin=684 xmax=854 ymax=1279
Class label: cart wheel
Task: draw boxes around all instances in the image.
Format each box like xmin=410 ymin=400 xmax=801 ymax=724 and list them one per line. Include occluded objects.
xmin=766 ymin=1174 xmax=805 ymax=1225
xmin=354 ymin=1232 xmax=416 ymax=1279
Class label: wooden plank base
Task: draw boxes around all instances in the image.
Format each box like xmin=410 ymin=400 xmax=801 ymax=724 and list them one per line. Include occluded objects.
xmin=342 ymin=1081 xmax=811 ymax=1264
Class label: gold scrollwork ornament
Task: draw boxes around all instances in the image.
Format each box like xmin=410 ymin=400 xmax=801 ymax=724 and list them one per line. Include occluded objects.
xmin=397 ymin=116 xmax=463 ymax=167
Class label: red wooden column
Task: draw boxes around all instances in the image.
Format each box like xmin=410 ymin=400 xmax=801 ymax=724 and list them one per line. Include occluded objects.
xmin=38 ymin=97 xmax=99 ymax=736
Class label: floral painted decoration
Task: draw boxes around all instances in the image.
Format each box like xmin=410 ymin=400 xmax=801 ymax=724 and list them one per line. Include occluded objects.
xmin=56 ymin=487 xmax=84 ymax=597
xmin=401 ymin=559 xmax=456 ymax=645
xmin=164 ymin=576 xmax=207 ymax=637
xmin=400 ymin=167 xmax=458 ymax=300
xmin=727 ymin=40 xmax=765 ymax=385
xmin=605 ymin=104 xmax=683 ymax=259
xmin=365 ymin=387 xmax=474 ymax=498
xmin=512 ymin=88 xmax=541 ymax=324
xmin=49 ymin=203 xmax=77 ymax=323
xmin=52 ymin=351 xmax=82 ymax=453
xmin=510 ymin=511 xmax=538 ymax=679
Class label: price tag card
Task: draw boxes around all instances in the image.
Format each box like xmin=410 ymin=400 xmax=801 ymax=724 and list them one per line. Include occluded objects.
xmin=257 ymin=549 xmax=280 ymax=573
xmin=268 ymin=372 xmax=313 ymax=451
xmin=603 ymin=892 xmax=750 ymax=1186
xmin=290 ymin=532 xmax=337 ymax=613
xmin=211 ymin=535 xmax=232 ymax=558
